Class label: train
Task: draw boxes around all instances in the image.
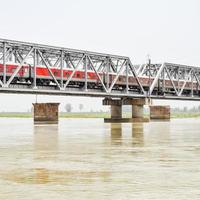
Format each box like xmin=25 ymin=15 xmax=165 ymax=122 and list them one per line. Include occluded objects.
xmin=0 ymin=63 xmax=199 ymax=95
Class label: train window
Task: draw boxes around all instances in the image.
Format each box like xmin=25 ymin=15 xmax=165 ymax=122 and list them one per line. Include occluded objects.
xmin=8 ymin=68 xmax=16 ymax=73
xmin=93 ymin=74 xmax=97 ymax=79
xmin=54 ymin=72 xmax=58 ymax=76
xmin=82 ymin=74 xmax=90 ymax=79
xmin=118 ymin=77 xmax=121 ymax=82
xmin=77 ymin=73 xmax=81 ymax=78
xmin=66 ymin=73 xmax=70 ymax=77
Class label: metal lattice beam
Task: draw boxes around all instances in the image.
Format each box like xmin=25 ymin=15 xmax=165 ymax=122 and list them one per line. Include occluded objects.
xmin=0 ymin=38 xmax=200 ymax=99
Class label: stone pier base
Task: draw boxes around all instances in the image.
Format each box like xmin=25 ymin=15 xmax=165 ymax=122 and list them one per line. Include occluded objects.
xmin=33 ymin=103 xmax=60 ymax=124
xmin=103 ymin=99 xmax=125 ymax=123
xmin=103 ymin=98 xmax=149 ymax=123
xmin=150 ymin=105 xmax=170 ymax=120
xmin=130 ymin=99 xmax=149 ymax=122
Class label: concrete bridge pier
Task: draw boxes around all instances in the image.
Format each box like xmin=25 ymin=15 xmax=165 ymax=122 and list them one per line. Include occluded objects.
xmin=150 ymin=105 xmax=170 ymax=121
xmin=103 ymin=99 xmax=125 ymax=123
xmin=33 ymin=103 xmax=60 ymax=124
xmin=111 ymin=105 xmax=122 ymax=119
xmin=103 ymin=98 xmax=149 ymax=123
xmin=129 ymin=99 xmax=149 ymax=122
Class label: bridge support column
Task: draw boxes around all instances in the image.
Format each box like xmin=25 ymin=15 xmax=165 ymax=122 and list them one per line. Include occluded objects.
xmin=103 ymin=98 xmax=149 ymax=123
xmin=150 ymin=105 xmax=170 ymax=120
xmin=129 ymin=99 xmax=149 ymax=122
xmin=33 ymin=103 xmax=60 ymax=124
xmin=111 ymin=105 xmax=122 ymax=119
xmin=103 ymin=99 xmax=125 ymax=123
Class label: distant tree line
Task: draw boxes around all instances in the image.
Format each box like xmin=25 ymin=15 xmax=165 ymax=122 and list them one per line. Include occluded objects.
xmin=64 ymin=103 xmax=200 ymax=113
xmin=64 ymin=103 xmax=106 ymax=113
xmin=65 ymin=103 xmax=84 ymax=113
xmin=171 ymin=105 xmax=200 ymax=113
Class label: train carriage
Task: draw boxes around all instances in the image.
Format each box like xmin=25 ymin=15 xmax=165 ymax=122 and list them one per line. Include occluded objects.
xmin=0 ymin=63 xmax=199 ymax=95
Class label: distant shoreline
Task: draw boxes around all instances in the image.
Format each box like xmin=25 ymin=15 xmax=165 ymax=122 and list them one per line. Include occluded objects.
xmin=0 ymin=112 xmax=200 ymax=119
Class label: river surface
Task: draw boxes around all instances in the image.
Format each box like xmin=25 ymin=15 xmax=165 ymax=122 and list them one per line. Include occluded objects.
xmin=0 ymin=118 xmax=200 ymax=199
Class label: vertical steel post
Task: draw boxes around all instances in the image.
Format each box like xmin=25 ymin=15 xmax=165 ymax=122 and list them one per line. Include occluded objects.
xmin=177 ymin=67 xmax=180 ymax=93
xmin=126 ymin=61 xmax=129 ymax=93
xmin=14 ymin=50 xmax=17 ymax=63
xmin=148 ymin=58 xmax=151 ymax=96
xmin=33 ymin=48 xmax=37 ymax=89
xmin=3 ymin=42 xmax=6 ymax=85
xmin=162 ymin=69 xmax=165 ymax=93
xmin=84 ymin=55 xmax=87 ymax=91
xmin=36 ymin=52 xmax=40 ymax=65
xmin=191 ymin=70 xmax=194 ymax=97
xmin=60 ymin=50 xmax=64 ymax=89
xmin=106 ymin=58 xmax=110 ymax=90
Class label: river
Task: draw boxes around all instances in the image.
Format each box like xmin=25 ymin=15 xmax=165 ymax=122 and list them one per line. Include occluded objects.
xmin=0 ymin=118 xmax=200 ymax=199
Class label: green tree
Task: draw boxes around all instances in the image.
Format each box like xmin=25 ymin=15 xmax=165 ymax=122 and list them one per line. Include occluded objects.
xmin=65 ymin=103 xmax=72 ymax=113
xmin=79 ymin=104 xmax=84 ymax=112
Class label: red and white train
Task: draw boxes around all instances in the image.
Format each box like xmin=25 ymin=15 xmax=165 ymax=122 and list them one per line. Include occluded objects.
xmin=0 ymin=63 xmax=198 ymax=94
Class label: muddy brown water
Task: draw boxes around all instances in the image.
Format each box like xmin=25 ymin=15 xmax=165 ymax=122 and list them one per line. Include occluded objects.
xmin=0 ymin=118 xmax=200 ymax=199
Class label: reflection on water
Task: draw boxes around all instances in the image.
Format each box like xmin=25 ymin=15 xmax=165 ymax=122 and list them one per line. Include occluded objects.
xmin=110 ymin=123 xmax=122 ymax=145
xmin=3 ymin=168 xmax=111 ymax=185
xmin=0 ymin=118 xmax=200 ymax=199
xmin=110 ymin=123 xmax=144 ymax=146
xmin=34 ymin=125 xmax=59 ymax=160
xmin=132 ymin=123 xmax=144 ymax=147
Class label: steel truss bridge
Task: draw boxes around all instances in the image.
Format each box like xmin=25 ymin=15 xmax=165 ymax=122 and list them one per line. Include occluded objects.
xmin=0 ymin=38 xmax=200 ymax=100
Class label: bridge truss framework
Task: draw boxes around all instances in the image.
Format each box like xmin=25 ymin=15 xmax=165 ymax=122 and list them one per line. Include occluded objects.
xmin=0 ymin=38 xmax=200 ymax=100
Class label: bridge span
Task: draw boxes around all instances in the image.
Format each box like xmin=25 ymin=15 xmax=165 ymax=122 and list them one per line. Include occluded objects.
xmin=0 ymin=38 xmax=200 ymax=100
xmin=0 ymin=38 xmax=199 ymax=123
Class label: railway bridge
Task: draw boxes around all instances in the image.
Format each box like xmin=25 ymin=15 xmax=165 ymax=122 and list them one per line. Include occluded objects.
xmin=0 ymin=39 xmax=199 ymax=123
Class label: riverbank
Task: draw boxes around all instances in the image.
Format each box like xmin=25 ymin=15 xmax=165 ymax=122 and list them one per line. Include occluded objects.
xmin=0 ymin=112 xmax=200 ymax=119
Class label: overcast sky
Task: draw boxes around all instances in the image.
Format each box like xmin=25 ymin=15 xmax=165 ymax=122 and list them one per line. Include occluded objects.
xmin=0 ymin=0 xmax=200 ymax=112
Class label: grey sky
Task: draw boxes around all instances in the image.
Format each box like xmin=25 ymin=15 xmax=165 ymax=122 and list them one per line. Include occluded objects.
xmin=0 ymin=0 xmax=200 ymax=111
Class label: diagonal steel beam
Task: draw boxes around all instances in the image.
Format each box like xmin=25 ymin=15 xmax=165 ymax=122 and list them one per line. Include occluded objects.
xmin=53 ymin=56 xmax=61 ymax=67
xmin=38 ymin=50 xmax=61 ymax=89
xmin=108 ymin=60 xmax=127 ymax=92
xmin=128 ymin=60 xmax=145 ymax=95
xmin=0 ymin=79 xmax=3 ymax=87
xmin=136 ymin=64 xmax=144 ymax=75
xmin=149 ymin=63 xmax=165 ymax=95
xmin=153 ymin=64 xmax=158 ymax=74
xmin=64 ymin=55 xmax=85 ymax=88
xmin=140 ymin=64 xmax=147 ymax=76
xmin=67 ymin=57 xmax=77 ymax=69
xmin=194 ymin=72 xmax=200 ymax=87
xmin=0 ymin=47 xmax=12 ymax=61
xmin=178 ymin=69 xmax=192 ymax=96
xmin=15 ymin=50 xmax=23 ymax=63
xmin=165 ymin=66 xmax=179 ymax=96
xmin=97 ymin=61 xmax=106 ymax=72
xmin=110 ymin=59 xmax=117 ymax=73
xmin=87 ymin=56 xmax=108 ymax=92
xmin=6 ymin=47 xmax=34 ymax=87
xmin=44 ymin=54 xmax=53 ymax=66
